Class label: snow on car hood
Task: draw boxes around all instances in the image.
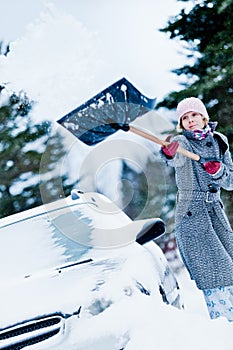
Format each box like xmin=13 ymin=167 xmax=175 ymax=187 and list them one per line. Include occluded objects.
xmin=0 ymin=242 xmax=162 ymax=330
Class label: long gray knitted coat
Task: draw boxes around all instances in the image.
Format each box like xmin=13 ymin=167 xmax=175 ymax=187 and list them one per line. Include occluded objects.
xmin=162 ymin=122 xmax=233 ymax=290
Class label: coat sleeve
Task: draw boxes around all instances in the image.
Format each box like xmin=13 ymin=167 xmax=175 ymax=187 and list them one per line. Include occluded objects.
xmin=212 ymin=141 xmax=233 ymax=190
xmin=159 ymin=135 xmax=190 ymax=168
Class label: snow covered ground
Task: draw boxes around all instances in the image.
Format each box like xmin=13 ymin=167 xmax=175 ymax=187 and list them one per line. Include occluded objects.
xmin=177 ymin=267 xmax=209 ymax=319
xmin=122 ymin=266 xmax=233 ymax=350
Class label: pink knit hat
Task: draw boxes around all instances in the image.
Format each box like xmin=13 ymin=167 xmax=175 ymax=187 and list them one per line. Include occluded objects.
xmin=176 ymin=97 xmax=209 ymax=126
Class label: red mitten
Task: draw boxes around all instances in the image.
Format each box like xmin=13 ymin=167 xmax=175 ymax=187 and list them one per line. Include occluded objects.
xmin=203 ymin=161 xmax=221 ymax=175
xmin=162 ymin=141 xmax=179 ymax=159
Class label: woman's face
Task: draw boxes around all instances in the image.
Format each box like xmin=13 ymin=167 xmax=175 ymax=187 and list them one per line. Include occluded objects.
xmin=181 ymin=111 xmax=205 ymax=131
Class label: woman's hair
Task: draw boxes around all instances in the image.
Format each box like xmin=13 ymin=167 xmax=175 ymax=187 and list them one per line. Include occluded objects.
xmin=176 ymin=115 xmax=208 ymax=132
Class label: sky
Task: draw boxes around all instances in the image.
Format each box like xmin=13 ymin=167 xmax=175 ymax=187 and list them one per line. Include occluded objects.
xmin=0 ymin=0 xmax=187 ymax=105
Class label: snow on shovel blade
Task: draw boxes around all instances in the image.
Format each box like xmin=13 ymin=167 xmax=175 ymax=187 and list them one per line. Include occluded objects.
xmin=57 ymin=77 xmax=156 ymax=146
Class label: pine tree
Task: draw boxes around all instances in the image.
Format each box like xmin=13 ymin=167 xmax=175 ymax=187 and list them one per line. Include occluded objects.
xmin=157 ymin=0 xmax=233 ymax=138
xmin=156 ymin=0 xmax=233 ymax=224
xmin=0 ymin=88 xmax=74 ymax=218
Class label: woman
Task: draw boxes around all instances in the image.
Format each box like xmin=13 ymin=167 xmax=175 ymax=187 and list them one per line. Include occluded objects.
xmin=161 ymin=97 xmax=233 ymax=322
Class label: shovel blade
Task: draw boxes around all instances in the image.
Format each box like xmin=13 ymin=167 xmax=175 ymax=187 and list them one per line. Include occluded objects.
xmin=57 ymin=77 xmax=156 ymax=146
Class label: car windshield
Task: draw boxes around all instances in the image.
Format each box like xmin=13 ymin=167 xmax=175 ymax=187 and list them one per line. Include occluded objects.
xmin=0 ymin=193 xmax=133 ymax=282
xmin=0 ymin=202 xmax=94 ymax=281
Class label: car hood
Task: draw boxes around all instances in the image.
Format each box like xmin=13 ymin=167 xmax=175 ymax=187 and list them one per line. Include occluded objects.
xmin=0 ymin=241 xmax=162 ymax=331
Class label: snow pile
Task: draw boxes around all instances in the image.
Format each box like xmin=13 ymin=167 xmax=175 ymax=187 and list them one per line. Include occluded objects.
xmin=0 ymin=4 xmax=111 ymax=123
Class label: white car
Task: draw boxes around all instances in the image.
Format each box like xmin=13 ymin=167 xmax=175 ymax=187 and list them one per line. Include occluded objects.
xmin=0 ymin=190 xmax=182 ymax=350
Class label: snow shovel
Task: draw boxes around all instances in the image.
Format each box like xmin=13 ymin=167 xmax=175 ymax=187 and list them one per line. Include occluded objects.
xmin=57 ymin=77 xmax=200 ymax=162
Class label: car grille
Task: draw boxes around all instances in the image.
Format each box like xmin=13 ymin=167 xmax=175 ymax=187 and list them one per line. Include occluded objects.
xmin=0 ymin=315 xmax=64 ymax=349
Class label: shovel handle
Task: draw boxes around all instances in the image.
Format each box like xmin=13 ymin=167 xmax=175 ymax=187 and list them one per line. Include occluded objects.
xmin=129 ymin=125 xmax=200 ymax=162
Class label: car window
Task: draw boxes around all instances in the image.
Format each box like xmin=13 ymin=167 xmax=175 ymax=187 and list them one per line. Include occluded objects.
xmin=0 ymin=203 xmax=93 ymax=281
xmin=0 ymin=191 xmax=141 ymax=281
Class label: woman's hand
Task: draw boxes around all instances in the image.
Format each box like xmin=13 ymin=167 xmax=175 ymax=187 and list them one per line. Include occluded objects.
xmin=203 ymin=161 xmax=221 ymax=175
xmin=161 ymin=135 xmax=179 ymax=159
